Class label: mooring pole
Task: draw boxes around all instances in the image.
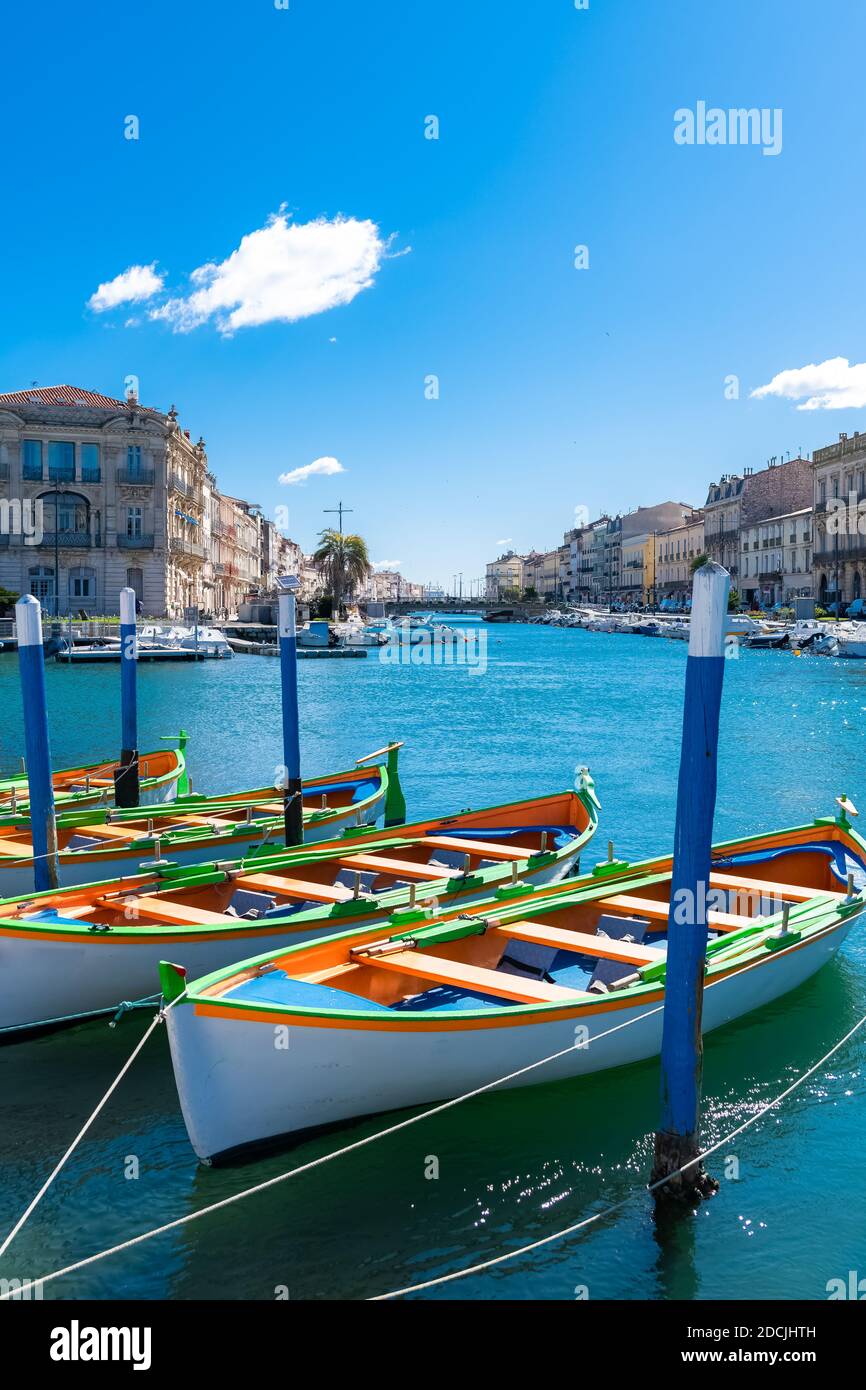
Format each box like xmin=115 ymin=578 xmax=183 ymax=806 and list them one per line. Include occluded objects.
xmin=114 ymin=586 xmax=140 ymax=808
xmin=15 ymin=595 xmax=59 ymax=891
xmin=651 ymin=560 xmax=730 ymax=1205
xmin=278 ymin=575 xmax=304 ymax=846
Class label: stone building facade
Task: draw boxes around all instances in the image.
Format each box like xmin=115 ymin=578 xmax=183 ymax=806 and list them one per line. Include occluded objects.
xmin=738 ymin=508 xmax=812 ymax=608
xmin=654 ymin=511 xmax=705 ymax=601
xmin=0 ymin=384 xmax=305 ymax=617
xmin=812 ymin=431 xmax=866 ymax=610
xmin=704 ymin=458 xmax=812 ymax=583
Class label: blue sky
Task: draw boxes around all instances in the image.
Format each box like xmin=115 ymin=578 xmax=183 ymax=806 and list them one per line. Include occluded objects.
xmin=2 ymin=0 xmax=865 ymax=588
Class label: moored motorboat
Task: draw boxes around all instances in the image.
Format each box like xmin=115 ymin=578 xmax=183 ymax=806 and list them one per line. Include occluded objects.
xmin=0 ymin=747 xmax=403 ymax=897
xmin=0 ymin=776 xmax=600 ymax=1035
xmin=161 ymin=808 xmax=865 ymax=1161
xmin=834 ymin=623 xmax=866 ymax=659
xmin=0 ymin=737 xmax=188 ymax=814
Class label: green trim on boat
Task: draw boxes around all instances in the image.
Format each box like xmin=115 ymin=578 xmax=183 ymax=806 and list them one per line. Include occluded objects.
xmin=383 ymin=744 xmax=406 ymax=827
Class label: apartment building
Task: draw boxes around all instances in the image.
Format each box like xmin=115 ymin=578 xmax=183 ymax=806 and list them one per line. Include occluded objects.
xmin=704 ymin=457 xmax=812 ymax=581
xmin=654 ymin=511 xmax=705 ymax=602
xmin=812 ymin=431 xmax=866 ymax=610
xmin=739 ymin=508 xmax=812 ymax=608
xmin=485 ymin=550 xmax=524 ymax=599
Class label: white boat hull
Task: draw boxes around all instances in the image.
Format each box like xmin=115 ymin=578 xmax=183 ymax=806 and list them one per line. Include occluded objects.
xmin=0 ymin=851 xmax=575 ymax=1033
xmin=167 ymin=917 xmax=853 ymax=1161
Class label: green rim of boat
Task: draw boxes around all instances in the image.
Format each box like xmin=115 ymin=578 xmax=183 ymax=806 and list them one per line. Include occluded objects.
xmin=0 ymin=777 xmax=601 ymax=939
xmin=165 ymin=813 xmax=866 ymax=1023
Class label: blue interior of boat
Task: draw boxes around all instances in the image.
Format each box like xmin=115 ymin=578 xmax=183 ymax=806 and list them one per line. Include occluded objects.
xmin=714 ymin=840 xmax=866 ymax=889
xmin=226 ymin=971 xmax=392 ymax=1011
xmin=424 ymin=824 xmax=576 ymax=848
xmin=20 ymin=907 xmax=91 ymax=927
xmin=301 ymin=778 xmax=379 ymax=803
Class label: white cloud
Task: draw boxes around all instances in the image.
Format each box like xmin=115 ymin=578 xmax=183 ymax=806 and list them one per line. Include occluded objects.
xmin=88 ymin=263 xmax=164 ymax=312
xmin=751 ymin=357 xmax=866 ymax=411
xmin=278 ymin=456 xmax=345 ymax=486
xmin=150 ymin=210 xmax=390 ymax=334
xmin=372 ymin=560 xmax=401 ymax=570
xmin=496 ymin=537 xmax=513 ymax=546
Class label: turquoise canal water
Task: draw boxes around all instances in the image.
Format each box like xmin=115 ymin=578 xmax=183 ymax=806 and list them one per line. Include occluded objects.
xmin=2 ymin=623 xmax=866 ymax=1300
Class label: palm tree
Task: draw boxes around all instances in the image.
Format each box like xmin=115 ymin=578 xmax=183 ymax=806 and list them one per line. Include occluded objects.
xmin=690 ymin=553 xmax=709 ymax=573
xmin=313 ymin=529 xmax=371 ymax=611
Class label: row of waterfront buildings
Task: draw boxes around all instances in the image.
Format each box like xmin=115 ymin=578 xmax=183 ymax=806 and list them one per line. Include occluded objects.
xmin=487 ymin=436 xmax=866 ymax=610
xmin=0 ymin=385 xmax=424 ymax=616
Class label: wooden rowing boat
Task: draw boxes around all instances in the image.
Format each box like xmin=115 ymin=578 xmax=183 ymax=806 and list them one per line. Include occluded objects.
xmin=0 ymin=745 xmax=404 ymax=897
xmin=160 ymin=808 xmax=866 ymax=1161
xmin=0 ymin=735 xmax=188 ymax=814
xmin=0 ymin=776 xmax=600 ymax=1035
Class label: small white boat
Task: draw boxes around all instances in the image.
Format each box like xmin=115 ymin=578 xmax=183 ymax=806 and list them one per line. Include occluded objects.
xmin=139 ymin=624 xmax=233 ymax=658
xmin=296 ymin=621 xmax=332 ymax=649
xmin=835 ymin=623 xmax=866 ymax=659
xmin=332 ymin=621 xmax=386 ymax=648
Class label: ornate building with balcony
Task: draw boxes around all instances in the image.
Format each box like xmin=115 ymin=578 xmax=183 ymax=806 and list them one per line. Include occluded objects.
xmin=0 ymin=383 xmax=307 ymax=618
xmin=0 ymin=384 xmax=183 ymax=614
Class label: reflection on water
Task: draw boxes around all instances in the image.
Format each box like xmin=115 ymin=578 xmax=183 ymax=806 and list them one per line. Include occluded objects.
xmin=1 ymin=628 xmax=865 ymax=1299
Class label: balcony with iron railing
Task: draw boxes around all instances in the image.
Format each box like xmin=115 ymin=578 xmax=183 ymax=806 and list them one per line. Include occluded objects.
xmin=170 ymin=473 xmax=204 ymax=507
xmin=117 ymin=467 xmax=155 ymax=487
xmin=170 ymin=533 xmax=205 ymax=560
xmin=38 ymin=531 xmax=97 ymax=548
xmin=117 ymin=533 xmax=155 ymax=550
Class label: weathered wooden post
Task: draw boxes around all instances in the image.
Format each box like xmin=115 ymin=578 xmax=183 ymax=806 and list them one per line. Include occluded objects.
xmin=277 ymin=575 xmax=304 ymax=846
xmin=15 ymin=595 xmax=59 ymax=890
xmin=114 ymin=586 xmax=140 ymax=808
xmin=651 ymin=560 xmax=730 ymax=1204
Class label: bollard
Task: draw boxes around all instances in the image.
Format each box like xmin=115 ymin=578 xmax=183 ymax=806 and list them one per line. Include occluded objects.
xmin=277 ymin=576 xmax=303 ymax=846
xmin=114 ymin=587 xmax=140 ymax=808
xmin=651 ymin=561 xmax=730 ymax=1206
xmin=15 ymin=596 xmax=59 ymax=890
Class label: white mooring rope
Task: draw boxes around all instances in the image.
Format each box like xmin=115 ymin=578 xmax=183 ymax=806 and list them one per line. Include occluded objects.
xmin=0 ymin=945 xmax=863 ymax=1301
xmin=0 ymin=993 xmax=185 ymax=1263
xmin=370 ymin=1007 xmax=866 ymax=1298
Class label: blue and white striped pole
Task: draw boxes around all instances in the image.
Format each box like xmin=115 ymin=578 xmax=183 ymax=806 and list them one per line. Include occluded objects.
xmin=15 ymin=595 xmax=59 ymax=891
xmin=114 ymin=586 xmax=140 ymax=808
xmin=278 ymin=576 xmax=303 ymax=846
xmin=652 ymin=560 xmax=730 ymax=1204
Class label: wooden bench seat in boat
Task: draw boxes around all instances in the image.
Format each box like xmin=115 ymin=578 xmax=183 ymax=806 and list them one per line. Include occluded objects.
xmin=422 ymin=835 xmax=528 ymax=861
xmin=0 ymin=837 xmax=38 ymax=859
xmin=72 ymin=823 xmax=138 ymax=842
xmin=338 ymin=853 xmax=462 ymax=880
xmin=94 ymin=895 xmax=232 ymax=926
xmin=236 ymin=872 xmax=353 ymax=903
xmin=707 ymin=871 xmax=838 ymax=903
xmin=490 ymin=920 xmax=666 ymax=966
xmin=358 ymin=948 xmax=582 ymax=1004
xmin=602 ymin=893 xmax=752 ymax=933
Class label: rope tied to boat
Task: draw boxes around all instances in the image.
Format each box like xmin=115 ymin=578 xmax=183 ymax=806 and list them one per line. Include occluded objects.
xmin=2 ymin=922 xmax=864 ymax=1304
xmin=0 ymin=988 xmax=186 ymax=1265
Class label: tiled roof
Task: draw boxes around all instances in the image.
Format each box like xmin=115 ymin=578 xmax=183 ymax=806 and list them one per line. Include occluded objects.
xmin=0 ymin=384 xmax=152 ymax=410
